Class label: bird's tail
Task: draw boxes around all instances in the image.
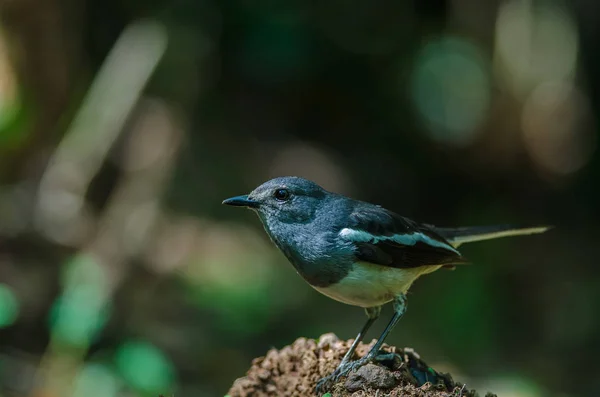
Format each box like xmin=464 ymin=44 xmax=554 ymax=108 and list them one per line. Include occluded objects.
xmin=434 ymin=225 xmax=551 ymax=248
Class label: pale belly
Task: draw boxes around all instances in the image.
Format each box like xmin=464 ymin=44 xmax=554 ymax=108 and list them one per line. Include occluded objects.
xmin=313 ymin=262 xmax=442 ymax=308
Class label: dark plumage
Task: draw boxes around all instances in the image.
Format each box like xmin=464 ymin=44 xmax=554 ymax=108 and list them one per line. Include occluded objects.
xmin=346 ymin=204 xmax=467 ymax=269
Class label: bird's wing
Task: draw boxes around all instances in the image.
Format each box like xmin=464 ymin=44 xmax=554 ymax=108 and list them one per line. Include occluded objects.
xmin=341 ymin=205 xmax=467 ymax=269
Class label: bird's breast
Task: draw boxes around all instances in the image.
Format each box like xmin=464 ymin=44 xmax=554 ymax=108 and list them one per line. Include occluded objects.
xmin=265 ymin=225 xmax=354 ymax=287
xmin=313 ymin=262 xmax=441 ymax=308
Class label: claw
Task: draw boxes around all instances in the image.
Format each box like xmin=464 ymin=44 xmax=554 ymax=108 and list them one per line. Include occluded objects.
xmin=315 ymin=369 xmax=343 ymax=393
xmin=315 ymin=376 xmax=331 ymax=394
xmin=315 ymin=357 xmax=371 ymax=393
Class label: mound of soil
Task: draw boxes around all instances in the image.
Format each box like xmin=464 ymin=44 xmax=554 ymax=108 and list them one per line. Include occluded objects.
xmin=228 ymin=333 xmax=496 ymax=397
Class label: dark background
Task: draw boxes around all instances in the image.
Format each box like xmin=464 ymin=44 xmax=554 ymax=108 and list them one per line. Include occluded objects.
xmin=0 ymin=0 xmax=598 ymax=396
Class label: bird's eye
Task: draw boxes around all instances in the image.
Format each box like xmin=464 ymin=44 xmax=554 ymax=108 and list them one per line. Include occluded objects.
xmin=273 ymin=188 xmax=290 ymax=201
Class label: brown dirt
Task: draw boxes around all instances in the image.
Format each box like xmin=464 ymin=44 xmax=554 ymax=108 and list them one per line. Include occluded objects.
xmin=227 ymin=333 xmax=497 ymax=397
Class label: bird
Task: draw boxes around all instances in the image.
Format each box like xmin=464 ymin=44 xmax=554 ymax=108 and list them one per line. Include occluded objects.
xmin=222 ymin=176 xmax=550 ymax=391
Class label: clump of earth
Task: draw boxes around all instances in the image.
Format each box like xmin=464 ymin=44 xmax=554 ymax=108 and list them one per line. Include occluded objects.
xmin=228 ymin=333 xmax=497 ymax=397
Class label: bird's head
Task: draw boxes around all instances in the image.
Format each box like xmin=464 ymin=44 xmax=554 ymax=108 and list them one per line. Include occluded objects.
xmin=222 ymin=176 xmax=328 ymax=224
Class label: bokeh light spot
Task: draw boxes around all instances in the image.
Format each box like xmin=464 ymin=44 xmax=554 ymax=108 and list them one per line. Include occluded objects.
xmin=410 ymin=37 xmax=490 ymax=146
xmin=495 ymin=0 xmax=578 ymax=95
xmin=61 ymin=253 xmax=107 ymax=290
xmin=115 ymin=340 xmax=175 ymax=394
xmin=49 ymin=286 xmax=110 ymax=347
xmin=72 ymin=363 xmax=120 ymax=397
xmin=50 ymin=254 xmax=110 ymax=346
xmin=0 ymin=28 xmax=23 ymax=141
xmin=0 ymin=284 xmax=19 ymax=327
xmin=522 ymin=82 xmax=596 ymax=176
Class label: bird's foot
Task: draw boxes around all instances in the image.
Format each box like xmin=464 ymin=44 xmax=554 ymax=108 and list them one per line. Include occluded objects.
xmin=315 ymin=356 xmax=371 ymax=394
xmin=315 ymin=350 xmax=403 ymax=393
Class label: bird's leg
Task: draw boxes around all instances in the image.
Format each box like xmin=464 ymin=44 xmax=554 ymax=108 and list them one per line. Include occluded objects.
xmin=330 ymin=294 xmax=408 ymax=380
xmin=339 ymin=306 xmax=381 ymax=367
xmin=315 ymin=306 xmax=381 ymax=393
xmin=363 ymin=294 xmax=407 ymax=361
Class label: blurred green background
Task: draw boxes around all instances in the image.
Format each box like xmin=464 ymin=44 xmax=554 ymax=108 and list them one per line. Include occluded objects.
xmin=0 ymin=0 xmax=597 ymax=396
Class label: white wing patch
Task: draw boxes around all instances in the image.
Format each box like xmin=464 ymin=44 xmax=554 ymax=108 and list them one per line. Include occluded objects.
xmin=339 ymin=227 xmax=460 ymax=255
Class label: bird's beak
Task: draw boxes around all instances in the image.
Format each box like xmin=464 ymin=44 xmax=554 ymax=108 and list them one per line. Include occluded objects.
xmin=222 ymin=195 xmax=259 ymax=208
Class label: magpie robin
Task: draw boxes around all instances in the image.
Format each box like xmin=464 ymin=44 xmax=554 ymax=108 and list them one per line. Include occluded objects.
xmin=222 ymin=176 xmax=549 ymax=391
